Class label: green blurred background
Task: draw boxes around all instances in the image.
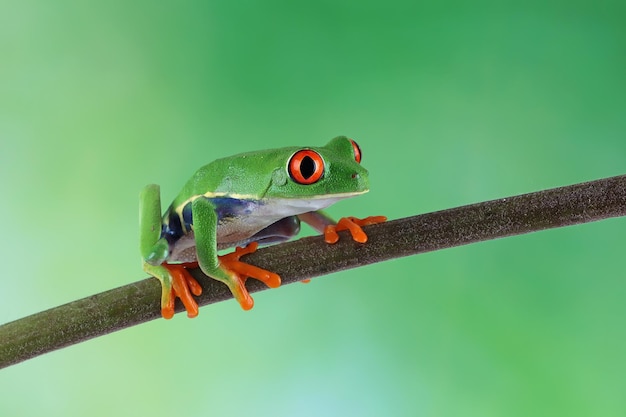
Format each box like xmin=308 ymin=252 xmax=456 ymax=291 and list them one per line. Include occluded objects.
xmin=1 ymin=1 xmax=625 ymax=416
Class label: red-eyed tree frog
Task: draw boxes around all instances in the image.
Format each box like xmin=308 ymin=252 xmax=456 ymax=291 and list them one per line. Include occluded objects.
xmin=140 ymin=136 xmax=385 ymax=319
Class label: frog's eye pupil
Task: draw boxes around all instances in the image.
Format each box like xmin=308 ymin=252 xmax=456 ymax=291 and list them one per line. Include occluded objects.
xmin=300 ymin=156 xmax=316 ymax=179
xmin=288 ymin=149 xmax=324 ymax=185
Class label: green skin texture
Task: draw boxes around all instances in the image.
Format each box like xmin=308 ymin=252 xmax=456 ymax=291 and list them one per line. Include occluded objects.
xmin=139 ymin=136 xmax=370 ymax=313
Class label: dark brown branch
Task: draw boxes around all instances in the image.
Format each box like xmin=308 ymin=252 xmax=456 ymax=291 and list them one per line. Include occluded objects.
xmin=1 ymin=174 xmax=625 ymax=369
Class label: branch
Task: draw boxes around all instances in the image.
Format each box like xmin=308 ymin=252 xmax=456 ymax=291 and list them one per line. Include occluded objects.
xmin=1 ymin=174 xmax=625 ymax=369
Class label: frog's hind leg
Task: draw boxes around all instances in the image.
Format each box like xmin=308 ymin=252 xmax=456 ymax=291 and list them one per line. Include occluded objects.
xmin=244 ymin=215 xmax=301 ymax=246
xmin=192 ymin=197 xmax=281 ymax=310
xmin=140 ymin=184 xmax=202 ymax=318
xmin=140 ymin=184 xmax=164 ymax=257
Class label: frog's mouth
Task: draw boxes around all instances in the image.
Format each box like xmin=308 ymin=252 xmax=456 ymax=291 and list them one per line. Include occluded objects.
xmin=259 ymin=189 xmax=369 ymax=217
xmin=306 ymin=189 xmax=369 ymax=200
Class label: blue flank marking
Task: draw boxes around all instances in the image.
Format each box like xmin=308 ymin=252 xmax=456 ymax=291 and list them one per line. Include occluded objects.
xmin=161 ymin=196 xmax=261 ymax=244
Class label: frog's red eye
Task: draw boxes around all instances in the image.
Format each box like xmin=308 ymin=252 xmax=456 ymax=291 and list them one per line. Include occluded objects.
xmin=288 ymin=149 xmax=324 ymax=185
xmin=349 ymin=139 xmax=361 ymax=163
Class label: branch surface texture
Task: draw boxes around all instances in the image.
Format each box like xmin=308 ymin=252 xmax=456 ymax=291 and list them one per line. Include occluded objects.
xmin=1 ymin=174 xmax=625 ymax=369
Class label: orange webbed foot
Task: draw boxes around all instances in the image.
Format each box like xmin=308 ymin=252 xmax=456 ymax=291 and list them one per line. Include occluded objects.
xmin=161 ymin=262 xmax=202 ymax=319
xmin=324 ymin=216 xmax=387 ymax=244
xmin=218 ymin=242 xmax=282 ymax=310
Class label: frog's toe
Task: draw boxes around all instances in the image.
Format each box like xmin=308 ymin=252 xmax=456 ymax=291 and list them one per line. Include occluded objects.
xmin=160 ymin=287 xmax=176 ymax=320
xmin=224 ymin=270 xmax=255 ymax=311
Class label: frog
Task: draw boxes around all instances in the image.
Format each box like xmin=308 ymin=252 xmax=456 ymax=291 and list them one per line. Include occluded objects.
xmin=139 ymin=136 xmax=386 ymax=319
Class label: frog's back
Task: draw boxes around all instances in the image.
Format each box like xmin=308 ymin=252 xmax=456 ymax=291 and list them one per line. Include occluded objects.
xmin=171 ymin=148 xmax=300 ymax=207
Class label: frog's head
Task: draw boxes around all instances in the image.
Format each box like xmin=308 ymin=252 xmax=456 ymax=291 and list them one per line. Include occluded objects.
xmin=265 ymin=136 xmax=370 ymax=200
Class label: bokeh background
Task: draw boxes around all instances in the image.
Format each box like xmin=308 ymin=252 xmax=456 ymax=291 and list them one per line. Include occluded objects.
xmin=1 ymin=1 xmax=625 ymax=416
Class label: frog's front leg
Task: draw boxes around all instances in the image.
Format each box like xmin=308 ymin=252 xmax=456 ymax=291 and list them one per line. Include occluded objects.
xmin=192 ymin=197 xmax=281 ymax=310
xmin=140 ymin=184 xmax=202 ymax=319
